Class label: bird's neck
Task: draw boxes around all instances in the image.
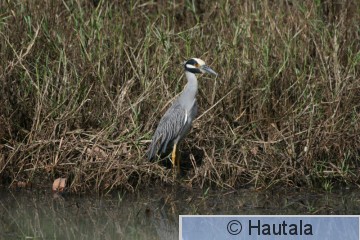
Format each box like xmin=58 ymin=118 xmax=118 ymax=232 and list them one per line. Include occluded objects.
xmin=179 ymin=71 xmax=198 ymax=108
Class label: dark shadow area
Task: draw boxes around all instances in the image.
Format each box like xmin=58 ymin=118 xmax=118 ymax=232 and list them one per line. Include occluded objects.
xmin=179 ymin=146 xmax=204 ymax=174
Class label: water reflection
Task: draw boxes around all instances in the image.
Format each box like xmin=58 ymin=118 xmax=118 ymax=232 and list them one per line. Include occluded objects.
xmin=0 ymin=186 xmax=359 ymax=239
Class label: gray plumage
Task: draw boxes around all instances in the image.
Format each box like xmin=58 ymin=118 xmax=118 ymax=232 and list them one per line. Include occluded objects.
xmin=147 ymin=58 xmax=217 ymax=162
xmin=147 ymin=95 xmax=198 ymax=160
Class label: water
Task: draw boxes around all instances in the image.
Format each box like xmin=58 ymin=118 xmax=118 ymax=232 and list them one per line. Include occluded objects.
xmin=1 ymin=186 xmax=359 ymax=239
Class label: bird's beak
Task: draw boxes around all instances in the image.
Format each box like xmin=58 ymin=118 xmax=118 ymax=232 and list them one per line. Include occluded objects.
xmin=201 ymin=65 xmax=218 ymax=76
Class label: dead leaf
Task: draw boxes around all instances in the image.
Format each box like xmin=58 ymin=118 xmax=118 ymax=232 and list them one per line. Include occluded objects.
xmin=52 ymin=178 xmax=67 ymax=192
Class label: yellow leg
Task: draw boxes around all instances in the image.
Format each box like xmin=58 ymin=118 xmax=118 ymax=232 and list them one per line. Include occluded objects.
xmin=171 ymin=144 xmax=181 ymax=174
xmin=171 ymin=143 xmax=177 ymax=167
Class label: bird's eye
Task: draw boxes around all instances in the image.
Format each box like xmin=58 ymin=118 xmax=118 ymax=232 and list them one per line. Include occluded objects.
xmin=194 ymin=63 xmax=200 ymax=68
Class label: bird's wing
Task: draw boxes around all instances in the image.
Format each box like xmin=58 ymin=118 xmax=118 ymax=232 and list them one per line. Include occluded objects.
xmin=147 ymin=102 xmax=187 ymax=160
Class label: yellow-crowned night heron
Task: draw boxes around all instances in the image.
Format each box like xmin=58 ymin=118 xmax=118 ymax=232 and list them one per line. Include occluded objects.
xmin=147 ymin=58 xmax=217 ymax=169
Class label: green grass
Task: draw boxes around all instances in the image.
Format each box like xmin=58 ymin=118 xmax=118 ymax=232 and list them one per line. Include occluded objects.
xmin=0 ymin=0 xmax=359 ymax=192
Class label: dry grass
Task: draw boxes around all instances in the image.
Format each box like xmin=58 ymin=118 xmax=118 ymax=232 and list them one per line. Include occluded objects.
xmin=0 ymin=0 xmax=359 ymax=192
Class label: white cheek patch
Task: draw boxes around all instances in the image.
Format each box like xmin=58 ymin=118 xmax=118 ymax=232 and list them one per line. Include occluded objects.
xmin=186 ymin=64 xmax=196 ymax=69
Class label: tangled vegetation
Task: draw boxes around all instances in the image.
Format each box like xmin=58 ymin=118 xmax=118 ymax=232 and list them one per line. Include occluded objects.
xmin=0 ymin=0 xmax=359 ymax=192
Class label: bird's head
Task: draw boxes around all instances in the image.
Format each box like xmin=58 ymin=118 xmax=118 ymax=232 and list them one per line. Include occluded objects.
xmin=183 ymin=58 xmax=218 ymax=76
